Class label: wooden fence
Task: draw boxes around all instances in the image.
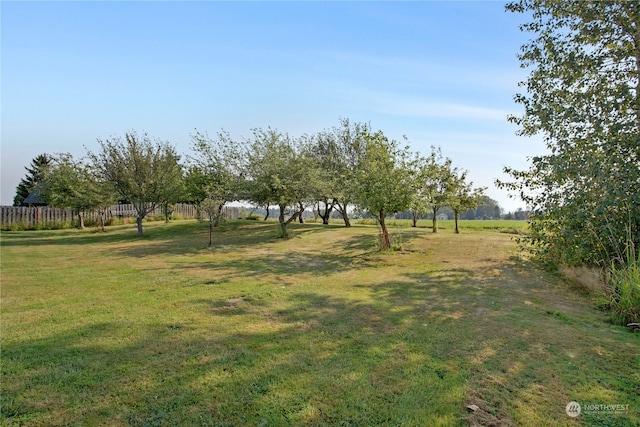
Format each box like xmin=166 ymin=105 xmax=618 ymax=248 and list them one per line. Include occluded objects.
xmin=0 ymin=206 xmax=76 ymax=229
xmin=0 ymin=204 xmax=246 ymax=229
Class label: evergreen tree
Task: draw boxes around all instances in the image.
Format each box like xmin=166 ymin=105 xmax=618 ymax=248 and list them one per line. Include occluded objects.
xmin=14 ymin=154 xmax=51 ymax=206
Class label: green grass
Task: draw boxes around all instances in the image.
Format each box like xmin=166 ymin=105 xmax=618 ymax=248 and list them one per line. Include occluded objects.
xmin=1 ymin=220 xmax=638 ymax=426
xmin=348 ymin=218 xmax=529 ymax=233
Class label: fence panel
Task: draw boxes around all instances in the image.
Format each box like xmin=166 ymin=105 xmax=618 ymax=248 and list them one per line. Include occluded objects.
xmin=1 ymin=203 xmax=245 ymax=229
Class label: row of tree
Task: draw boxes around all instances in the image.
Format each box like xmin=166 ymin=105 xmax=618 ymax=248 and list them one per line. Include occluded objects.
xmin=16 ymin=119 xmax=487 ymax=249
xmin=394 ymin=196 xmax=510 ymax=221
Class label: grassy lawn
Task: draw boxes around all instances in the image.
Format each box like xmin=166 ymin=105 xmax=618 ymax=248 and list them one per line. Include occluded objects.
xmin=1 ymin=219 xmax=638 ymax=426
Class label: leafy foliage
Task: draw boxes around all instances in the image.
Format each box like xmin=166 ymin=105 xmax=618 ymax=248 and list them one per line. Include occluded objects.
xmin=354 ymin=130 xmax=413 ymax=250
xmin=307 ymin=119 xmax=369 ymax=227
xmin=40 ymin=153 xmax=115 ymax=229
xmin=13 ymin=119 xmax=496 ymax=247
xmin=499 ymin=0 xmax=640 ymax=266
xmin=244 ymin=128 xmax=315 ymax=238
xmin=88 ymin=131 xmax=184 ymax=237
xmin=187 ymin=130 xmax=244 ymax=228
xmin=448 ymin=169 xmax=486 ymax=234
xmin=409 ymin=147 xmax=463 ymax=233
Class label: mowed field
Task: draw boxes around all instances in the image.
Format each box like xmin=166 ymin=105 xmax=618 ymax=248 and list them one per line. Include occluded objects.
xmin=1 ymin=219 xmax=638 ymax=426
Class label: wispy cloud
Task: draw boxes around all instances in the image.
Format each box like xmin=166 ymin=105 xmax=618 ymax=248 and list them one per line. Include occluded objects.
xmin=338 ymin=86 xmax=512 ymax=121
xmin=377 ymin=99 xmax=512 ymax=121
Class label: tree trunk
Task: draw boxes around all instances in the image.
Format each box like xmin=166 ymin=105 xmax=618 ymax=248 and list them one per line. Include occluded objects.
xmin=454 ymin=210 xmax=460 ymax=234
xmin=298 ymin=203 xmax=304 ymax=223
xmin=335 ymin=201 xmax=351 ymax=227
xmin=432 ymin=207 xmax=438 ymax=233
xmin=77 ymin=211 xmax=85 ymax=229
xmin=213 ymin=203 xmax=224 ymax=227
xmin=136 ymin=216 xmax=144 ymax=237
xmin=378 ymin=211 xmax=391 ymax=250
xmin=263 ymin=205 xmax=270 ymax=221
xmin=278 ymin=204 xmax=288 ymax=238
xmin=411 ymin=211 xmax=418 ymax=227
xmin=342 ymin=212 xmax=351 ymax=227
xmin=317 ymin=201 xmax=334 ymax=225
xmin=164 ymin=203 xmax=170 ymax=223
xmin=208 ymin=216 xmax=213 ymax=247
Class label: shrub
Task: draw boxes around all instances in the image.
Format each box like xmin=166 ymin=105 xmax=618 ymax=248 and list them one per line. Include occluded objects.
xmin=244 ymin=213 xmax=260 ymax=221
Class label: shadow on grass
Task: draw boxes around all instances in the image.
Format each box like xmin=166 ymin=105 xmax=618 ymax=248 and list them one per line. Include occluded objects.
xmin=0 ymin=226 xmax=140 ymax=247
xmin=7 ymin=269 xmax=636 ymax=426
xmin=381 ymin=257 xmax=640 ymax=426
xmin=2 ymin=290 xmax=468 ymax=426
xmin=108 ymin=221 xmax=365 ymax=258
xmin=4 ymin=224 xmax=638 ymax=426
xmin=174 ymin=248 xmax=381 ymax=284
xmin=0 ymin=220 xmax=273 ymax=251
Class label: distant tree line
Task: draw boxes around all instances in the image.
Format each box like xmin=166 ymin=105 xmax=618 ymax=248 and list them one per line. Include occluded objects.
xmin=14 ymin=119 xmax=493 ymax=248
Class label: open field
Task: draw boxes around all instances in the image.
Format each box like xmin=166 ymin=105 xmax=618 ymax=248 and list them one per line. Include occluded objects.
xmin=1 ymin=219 xmax=638 ymax=426
xmin=331 ymin=219 xmax=528 ymax=233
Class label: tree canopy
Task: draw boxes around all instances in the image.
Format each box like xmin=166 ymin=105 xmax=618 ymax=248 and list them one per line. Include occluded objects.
xmin=307 ymin=119 xmax=369 ymax=227
xmin=500 ymin=0 xmax=640 ymax=266
xmin=88 ymin=132 xmax=184 ymax=237
xmin=40 ymin=153 xmax=115 ymax=229
xmin=186 ymin=130 xmax=243 ymax=228
xmin=13 ymin=120 xmax=495 ymax=245
xmin=354 ymin=130 xmax=413 ymax=250
xmin=243 ymin=128 xmax=315 ymax=238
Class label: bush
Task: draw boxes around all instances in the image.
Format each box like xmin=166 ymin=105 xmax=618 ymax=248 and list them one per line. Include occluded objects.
xmin=605 ymin=245 xmax=640 ymax=326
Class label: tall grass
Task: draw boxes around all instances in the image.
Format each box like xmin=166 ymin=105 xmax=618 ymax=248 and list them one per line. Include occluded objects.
xmin=4 ymin=220 xmax=74 ymax=231
xmin=606 ymin=243 xmax=640 ymax=326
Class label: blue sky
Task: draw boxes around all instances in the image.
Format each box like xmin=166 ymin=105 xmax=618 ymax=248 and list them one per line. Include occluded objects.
xmin=1 ymin=1 xmax=543 ymax=211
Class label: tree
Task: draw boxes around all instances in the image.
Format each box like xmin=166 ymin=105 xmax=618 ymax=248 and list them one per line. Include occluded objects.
xmin=305 ymin=132 xmax=338 ymax=225
xmin=307 ymin=119 xmax=369 ymax=227
xmin=244 ymin=128 xmax=314 ymax=238
xmin=14 ymin=154 xmax=51 ymax=206
xmin=88 ymin=132 xmax=184 ymax=237
xmin=186 ymin=130 xmax=243 ymax=228
xmin=407 ymin=153 xmax=434 ymax=228
xmin=514 ymin=208 xmax=529 ymax=221
xmin=354 ymin=130 xmax=413 ymax=250
xmin=40 ymin=153 xmax=115 ymax=229
xmin=500 ymin=0 xmax=640 ymax=266
xmin=199 ymin=197 xmax=224 ymax=248
xmin=415 ymin=147 xmax=455 ymax=233
xmin=462 ymin=196 xmax=501 ymax=220
xmin=447 ymin=169 xmax=486 ymax=234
